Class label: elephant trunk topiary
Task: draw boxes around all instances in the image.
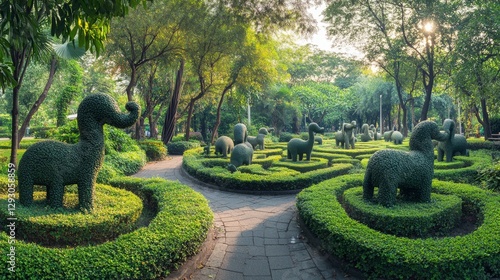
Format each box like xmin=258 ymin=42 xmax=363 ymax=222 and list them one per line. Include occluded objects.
xmin=18 ymin=93 xmax=140 ymax=211
xmin=287 ymin=123 xmax=324 ymax=161
xmin=363 ymin=121 xmax=449 ymax=207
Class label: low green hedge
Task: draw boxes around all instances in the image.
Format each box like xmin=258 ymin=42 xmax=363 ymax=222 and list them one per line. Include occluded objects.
xmin=139 ymin=140 xmax=167 ymax=161
xmin=433 ymin=155 xmax=490 ymax=184
xmin=167 ymin=141 xmax=200 ymax=155
xmin=297 ymin=174 xmax=500 ymax=279
xmin=0 ymin=176 xmax=213 ymax=279
xmin=272 ymin=157 xmax=329 ymax=173
xmin=254 ymin=148 xmax=284 ymax=157
xmin=434 ymin=159 xmax=466 ymax=169
xmin=183 ymin=148 xmax=353 ymax=192
xmin=313 ymin=146 xmax=381 ymax=158
xmin=342 ymin=187 xmax=462 ymax=238
xmin=0 ymin=184 xmax=142 ymax=246
xmin=467 ymin=138 xmax=500 ymax=150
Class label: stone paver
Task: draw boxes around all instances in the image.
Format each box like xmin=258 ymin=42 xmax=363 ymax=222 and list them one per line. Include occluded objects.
xmin=135 ymin=156 xmax=355 ymax=280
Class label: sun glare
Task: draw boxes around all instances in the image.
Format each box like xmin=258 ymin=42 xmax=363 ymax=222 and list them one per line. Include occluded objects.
xmin=423 ymin=22 xmax=434 ymax=34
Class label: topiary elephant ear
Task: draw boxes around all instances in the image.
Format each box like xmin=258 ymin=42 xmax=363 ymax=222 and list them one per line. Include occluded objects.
xmin=18 ymin=93 xmax=140 ymax=211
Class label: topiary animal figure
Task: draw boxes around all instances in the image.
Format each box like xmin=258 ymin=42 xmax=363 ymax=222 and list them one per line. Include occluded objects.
xmin=363 ymin=120 xmax=449 ymax=207
xmin=391 ymin=131 xmax=403 ymax=144
xmin=315 ymin=136 xmax=322 ymax=145
xmin=227 ymin=142 xmax=254 ymax=173
xmin=335 ymin=131 xmax=344 ymax=147
xmin=383 ymin=131 xmax=392 ymax=142
xmin=370 ymin=124 xmax=381 ymax=140
xmin=287 ymin=122 xmax=324 ymax=161
xmin=214 ymin=136 xmax=234 ymax=158
xmin=233 ymin=123 xmax=248 ymax=145
xmin=360 ymin=123 xmax=374 ymax=142
xmin=437 ymin=119 xmax=469 ymax=162
xmin=342 ymin=121 xmax=356 ymax=149
xmin=18 ymin=93 xmax=140 ymax=211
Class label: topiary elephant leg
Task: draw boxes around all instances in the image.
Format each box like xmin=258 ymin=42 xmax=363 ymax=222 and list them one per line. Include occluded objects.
xmin=298 ymin=153 xmax=303 ymax=161
xmin=306 ymin=152 xmax=311 ymax=161
xmin=437 ymin=148 xmax=444 ymax=162
xmin=47 ymin=181 xmax=65 ymax=208
xmin=19 ymin=178 xmax=34 ymax=206
xmin=378 ymin=182 xmax=397 ymax=207
xmin=445 ymin=148 xmax=453 ymax=162
xmin=78 ymin=182 xmax=94 ymax=211
xmin=417 ymin=179 xmax=432 ymax=203
xmin=362 ymin=172 xmax=374 ymax=200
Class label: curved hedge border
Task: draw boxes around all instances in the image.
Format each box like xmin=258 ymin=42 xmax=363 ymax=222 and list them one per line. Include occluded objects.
xmin=0 ymin=184 xmax=142 ymax=246
xmin=0 ymin=176 xmax=213 ymax=279
xmin=297 ymin=174 xmax=500 ymax=279
xmin=272 ymin=157 xmax=329 ymax=173
xmin=433 ymin=155 xmax=490 ymax=184
xmin=183 ymin=148 xmax=353 ymax=192
xmin=342 ymin=187 xmax=462 ymax=238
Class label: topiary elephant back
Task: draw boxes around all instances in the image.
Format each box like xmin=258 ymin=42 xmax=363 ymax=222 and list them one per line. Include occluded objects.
xmin=18 ymin=93 xmax=140 ymax=211
xmin=233 ymin=123 xmax=248 ymax=145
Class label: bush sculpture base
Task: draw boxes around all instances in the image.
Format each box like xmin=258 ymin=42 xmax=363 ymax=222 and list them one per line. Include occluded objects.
xmin=297 ymin=174 xmax=500 ymax=279
xmin=0 ymin=184 xmax=142 ymax=246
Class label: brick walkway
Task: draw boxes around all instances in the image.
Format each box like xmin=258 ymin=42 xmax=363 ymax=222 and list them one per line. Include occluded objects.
xmin=134 ymin=156 xmax=353 ymax=280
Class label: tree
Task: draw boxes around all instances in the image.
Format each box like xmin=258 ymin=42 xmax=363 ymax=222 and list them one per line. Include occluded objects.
xmin=451 ymin=1 xmax=500 ymax=139
xmin=1 ymin=0 xmax=147 ymax=166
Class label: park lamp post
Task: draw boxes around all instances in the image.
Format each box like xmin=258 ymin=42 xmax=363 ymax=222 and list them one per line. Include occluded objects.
xmin=380 ymin=94 xmax=383 ymax=134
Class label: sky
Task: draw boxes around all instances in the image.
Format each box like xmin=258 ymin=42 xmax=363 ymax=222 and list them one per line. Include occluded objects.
xmin=297 ymin=4 xmax=364 ymax=58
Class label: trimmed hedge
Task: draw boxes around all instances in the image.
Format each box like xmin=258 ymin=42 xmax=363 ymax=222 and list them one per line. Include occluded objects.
xmin=433 ymin=155 xmax=490 ymax=184
xmin=0 ymin=184 xmax=142 ymax=246
xmin=139 ymin=140 xmax=167 ymax=161
xmin=342 ymin=187 xmax=462 ymax=238
xmin=0 ymin=176 xmax=213 ymax=279
xmin=467 ymin=138 xmax=500 ymax=150
xmin=272 ymin=157 xmax=329 ymax=173
xmin=313 ymin=146 xmax=381 ymax=158
xmin=183 ymin=148 xmax=353 ymax=192
xmin=297 ymin=174 xmax=500 ymax=279
xmin=167 ymin=141 xmax=200 ymax=155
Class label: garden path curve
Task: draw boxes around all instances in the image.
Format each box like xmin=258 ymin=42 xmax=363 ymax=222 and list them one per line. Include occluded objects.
xmin=134 ymin=155 xmax=354 ymax=280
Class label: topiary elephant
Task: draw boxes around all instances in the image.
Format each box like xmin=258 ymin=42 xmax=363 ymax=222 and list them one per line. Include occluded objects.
xmin=287 ymin=123 xmax=324 ymax=161
xmin=227 ymin=142 xmax=254 ymax=173
xmin=233 ymin=123 xmax=248 ymax=145
xmin=18 ymin=93 xmax=140 ymax=211
xmin=370 ymin=124 xmax=381 ymax=140
xmin=383 ymin=131 xmax=392 ymax=142
xmin=342 ymin=121 xmax=356 ymax=149
xmin=314 ymin=136 xmax=322 ymax=145
xmin=335 ymin=131 xmax=344 ymax=147
xmin=214 ymin=136 xmax=234 ymax=158
xmin=391 ymin=131 xmax=403 ymax=144
xmin=437 ymin=119 xmax=469 ymax=162
xmin=360 ymin=123 xmax=374 ymax=142
xmin=363 ymin=121 xmax=449 ymax=207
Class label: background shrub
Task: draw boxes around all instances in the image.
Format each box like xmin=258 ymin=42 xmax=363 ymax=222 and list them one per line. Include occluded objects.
xmin=139 ymin=140 xmax=167 ymax=161
xmin=167 ymin=141 xmax=200 ymax=155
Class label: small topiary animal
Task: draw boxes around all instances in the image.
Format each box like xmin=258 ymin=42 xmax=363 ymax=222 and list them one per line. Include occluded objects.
xmin=233 ymin=123 xmax=248 ymax=145
xmin=363 ymin=120 xmax=449 ymax=207
xmin=214 ymin=136 xmax=234 ymax=158
xmin=360 ymin=123 xmax=374 ymax=142
xmin=18 ymin=93 xmax=140 ymax=211
xmin=228 ymin=142 xmax=254 ymax=173
xmin=315 ymin=136 xmax=323 ymax=145
xmin=287 ymin=122 xmax=324 ymax=161
xmin=335 ymin=131 xmax=344 ymax=147
xmin=391 ymin=131 xmax=403 ymax=144
xmin=437 ymin=119 xmax=469 ymax=162
xmin=383 ymin=131 xmax=392 ymax=142
xmin=342 ymin=121 xmax=356 ymax=149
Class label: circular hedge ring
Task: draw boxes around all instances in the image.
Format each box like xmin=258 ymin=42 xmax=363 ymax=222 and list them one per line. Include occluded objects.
xmin=0 ymin=184 xmax=142 ymax=246
xmin=0 ymin=177 xmax=213 ymax=279
xmin=342 ymin=187 xmax=462 ymax=237
xmin=297 ymin=174 xmax=500 ymax=279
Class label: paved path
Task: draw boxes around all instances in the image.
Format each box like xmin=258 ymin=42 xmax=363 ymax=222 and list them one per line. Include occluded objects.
xmin=134 ymin=156 xmax=352 ymax=280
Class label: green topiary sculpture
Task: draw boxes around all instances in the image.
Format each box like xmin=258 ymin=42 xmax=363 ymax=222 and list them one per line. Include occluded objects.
xmin=363 ymin=120 xmax=449 ymax=207
xmin=233 ymin=123 xmax=248 ymax=145
xmin=437 ymin=119 xmax=469 ymax=162
xmin=214 ymin=136 xmax=234 ymax=158
xmin=18 ymin=93 xmax=140 ymax=211
xmin=370 ymin=124 xmax=381 ymax=140
xmin=360 ymin=123 xmax=374 ymax=142
xmin=335 ymin=131 xmax=344 ymax=147
xmin=287 ymin=122 xmax=324 ymax=161
xmin=227 ymin=142 xmax=254 ymax=173
xmin=391 ymin=130 xmax=403 ymax=144
xmin=247 ymin=127 xmax=269 ymax=150
xmin=383 ymin=130 xmax=392 ymax=142
xmin=342 ymin=121 xmax=356 ymax=149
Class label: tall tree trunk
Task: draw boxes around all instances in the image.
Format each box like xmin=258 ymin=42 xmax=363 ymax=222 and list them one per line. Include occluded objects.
xmin=9 ymin=48 xmax=31 ymax=166
xmin=210 ymin=83 xmax=234 ymax=144
xmin=161 ymin=60 xmax=184 ymax=145
xmin=18 ymin=57 xmax=58 ymax=143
